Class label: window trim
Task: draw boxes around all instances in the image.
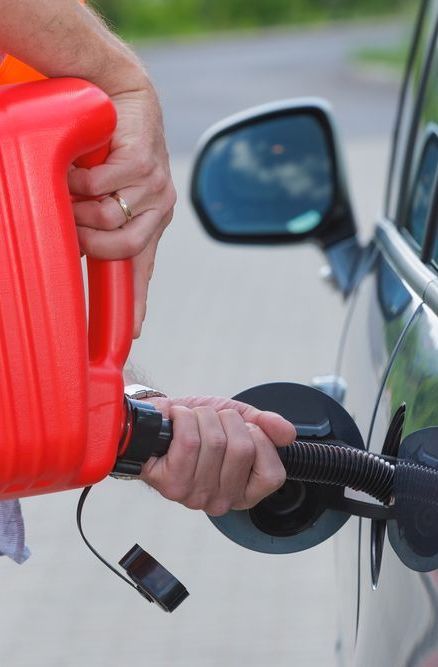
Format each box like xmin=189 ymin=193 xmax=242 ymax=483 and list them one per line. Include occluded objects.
xmin=401 ymin=123 xmax=438 ymax=255
xmin=385 ymin=0 xmax=429 ymax=217
xmin=396 ymin=10 xmax=438 ymax=231
xmin=376 ymin=217 xmax=438 ymax=315
xmin=421 ymin=147 xmax=438 ymax=266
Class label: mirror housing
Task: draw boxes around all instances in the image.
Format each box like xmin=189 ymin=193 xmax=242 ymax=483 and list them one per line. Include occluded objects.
xmin=191 ymin=99 xmax=357 ymax=250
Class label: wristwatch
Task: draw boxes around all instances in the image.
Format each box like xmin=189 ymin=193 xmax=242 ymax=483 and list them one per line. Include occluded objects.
xmin=124 ymin=384 xmax=168 ymax=400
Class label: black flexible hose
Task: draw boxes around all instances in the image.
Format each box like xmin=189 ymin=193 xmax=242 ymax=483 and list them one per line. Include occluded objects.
xmin=278 ymin=440 xmax=395 ymax=504
xmin=121 ymin=402 xmax=397 ymax=504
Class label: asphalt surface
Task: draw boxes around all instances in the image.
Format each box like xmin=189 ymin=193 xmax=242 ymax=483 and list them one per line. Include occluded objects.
xmin=140 ymin=20 xmax=405 ymax=154
xmin=0 ymin=21 xmax=406 ymax=667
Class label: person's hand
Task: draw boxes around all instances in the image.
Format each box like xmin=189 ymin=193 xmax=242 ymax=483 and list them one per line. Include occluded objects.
xmin=141 ymin=396 xmax=296 ymax=516
xmin=68 ymin=84 xmax=176 ymax=337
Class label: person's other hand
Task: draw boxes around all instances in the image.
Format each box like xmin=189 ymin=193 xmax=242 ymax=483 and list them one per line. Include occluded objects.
xmin=141 ymin=396 xmax=296 ymax=516
xmin=68 ymin=84 xmax=176 ymax=337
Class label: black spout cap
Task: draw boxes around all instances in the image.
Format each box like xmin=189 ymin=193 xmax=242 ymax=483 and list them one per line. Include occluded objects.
xmin=123 ymin=399 xmax=173 ymax=462
xmin=119 ymin=544 xmax=189 ymax=612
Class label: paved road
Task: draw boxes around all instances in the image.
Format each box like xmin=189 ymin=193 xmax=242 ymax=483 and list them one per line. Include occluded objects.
xmin=0 ymin=22 xmax=406 ymax=667
xmin=139 ymin=20 xmax=405 ymax=154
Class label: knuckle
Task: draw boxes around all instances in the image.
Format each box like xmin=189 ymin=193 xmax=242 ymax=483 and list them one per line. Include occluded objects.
xmin=161 ymin=206 xmax=175 ymax=231
xmin=124 ymin=230 xmax=147 ymax=257
xmin=169 ymin=405 xmax=190 ymax=420
xmin=163 ymin=485 xmax=188 ymax=504
xmin=184 ymin=492 xmax=209 ymax=511
xmin=166 ymin=184 xmax=177 ymax=211
xmin=193 ymin=405 xmax=212 ymax=416
xmin=136 ymin=154 xmax=155 ymax=176
xmin=82 ymin=234 xmax=101 ymax=259
xmin=247 ymin=424 xmax=269 ymax=445
xmin=238 ymin=437 xmax=256 ymax=460
xmin=150 ymin=168 xmax=168 ymax=195
xmin=219 ymin=408 xmax=237 ymax=418
xmin=264 ymin=467 xmax=287 ymax=493
xmin=98 ymin=199 xmax=120 ymax=230
xmin=208 ymin=433 xmax=227 ymax=453
xmin=183 ymin=498 xmax=200 ymax=511
xmin=81 ymin=171 xmax=102 ymax=197
xmin=206 ymin=500 xmax=232 ymax=517
xmin=178 ymin=432 xmax=201 ymax=456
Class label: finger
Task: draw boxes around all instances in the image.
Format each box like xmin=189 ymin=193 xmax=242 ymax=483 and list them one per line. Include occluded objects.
xmin=141 ymin=405 xmax=201 ymax=501
xmin=73 ymin=173 xmax=175 ymax=231
xmin=76 ymin=208 xmax=163 ymax=259
xmin=69 ymin=152 xmax=171 ymax=199
xmin=206 ymin=410 xmax=255 ymax=517
xmin=68 ymin=158 xmax=145 ymax=197
xmin=235 ymin=424 xmax=286 ymax=510
xmin=73 ymin=187 xmax=145 ymax=231
xmin=218 ymin=401 xmax=296 ymax=446
xmin=191 ymin=407 xmax=227 ymax=501
xmin=170 ymin=397 xmax=296 ymax=446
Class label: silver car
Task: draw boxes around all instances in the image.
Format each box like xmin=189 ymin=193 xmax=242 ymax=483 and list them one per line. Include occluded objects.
xmin=190 ymin=2 xmax=438 ymax=665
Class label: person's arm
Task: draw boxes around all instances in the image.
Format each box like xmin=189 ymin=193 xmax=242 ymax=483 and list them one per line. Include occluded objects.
xmin=0 ymin=2 xmax=295 ymax=515
xmin=0 ymin=0 xmax=176 ymax=337
xmin=0 ymin=0 xmax=146 ymax=92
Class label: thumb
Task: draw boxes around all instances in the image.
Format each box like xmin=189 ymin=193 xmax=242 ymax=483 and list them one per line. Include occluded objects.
xmin=254 ymin=411 xmax=296 ymax=447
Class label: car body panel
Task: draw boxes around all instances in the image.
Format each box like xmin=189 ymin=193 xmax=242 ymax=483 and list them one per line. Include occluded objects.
xmin=356 ymin=300 xmax=438 ymax=666
xmin=335 ymin=239 xmax=424 ymax=665
xmin=335 ymin=0 xmax=438 ymax=660
xmin=189 ymin=2 xmax=438 ymax=662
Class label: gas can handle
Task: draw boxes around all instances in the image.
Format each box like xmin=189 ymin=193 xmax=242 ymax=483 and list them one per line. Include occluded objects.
xmin=1 ymin=57 xmax=134 ymax=370
xmin=77 ymin=148 xmax=134 ymax=369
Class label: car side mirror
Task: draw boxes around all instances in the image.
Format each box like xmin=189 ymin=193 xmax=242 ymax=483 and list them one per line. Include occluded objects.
xmin=191 ymin=99 xmax=357 ymax=249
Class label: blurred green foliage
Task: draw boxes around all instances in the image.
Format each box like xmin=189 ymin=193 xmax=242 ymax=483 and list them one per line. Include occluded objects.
xmin=90 ymin=0 xmax=413 ymax=39
xmin=356 ymin=43 xmax=409 ymax=70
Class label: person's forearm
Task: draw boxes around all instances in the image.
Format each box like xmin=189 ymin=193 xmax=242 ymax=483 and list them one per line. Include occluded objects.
xmin=0 ymin=0 xmax=149 ymax=95
xmin=1 ymin=1 xmax=174 ymax=339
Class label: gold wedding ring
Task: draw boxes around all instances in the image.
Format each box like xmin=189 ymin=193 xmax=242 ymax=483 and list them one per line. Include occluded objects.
xmin=110 ymin=192 xmax=133 ymax=225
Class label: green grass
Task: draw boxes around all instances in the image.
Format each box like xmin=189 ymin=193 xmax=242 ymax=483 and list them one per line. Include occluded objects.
xmin=355 ymin=43 xmax=410 ymax=72
xmin=90 ymin=0 xmax=416 ymax=41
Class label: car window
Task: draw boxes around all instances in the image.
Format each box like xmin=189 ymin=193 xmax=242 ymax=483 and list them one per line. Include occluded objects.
xmin=387 ymin=0 xmax=438 ymax=220
xmin=397 ymin=7 xmax=438 ymax=252
xmin=405 ymin=128 xmax=438 ymax=248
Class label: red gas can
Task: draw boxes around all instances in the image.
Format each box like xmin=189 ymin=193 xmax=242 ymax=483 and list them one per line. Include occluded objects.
xmin=0 ymin=78 xmax=133 ymax=499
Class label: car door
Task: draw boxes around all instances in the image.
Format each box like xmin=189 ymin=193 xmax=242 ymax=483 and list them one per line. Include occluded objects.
xmin=335 ymin=3 xmax=438 ymax=665
xmin=355 ymin=277 xmax=438 ymax=666
xmin=354 ymin=25 xmax=438 ymax=667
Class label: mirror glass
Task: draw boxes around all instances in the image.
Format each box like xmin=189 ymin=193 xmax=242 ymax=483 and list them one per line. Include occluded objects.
xmin=196 ymin=113 xmax=335 ymax=238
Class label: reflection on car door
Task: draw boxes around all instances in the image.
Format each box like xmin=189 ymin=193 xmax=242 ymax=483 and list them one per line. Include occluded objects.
xmin=354 ymin=23 xmax=438 ymax=658
xmin=335 ymin=5 xmax=438 ymax=664
xmin=335 ymin=242 xmax=423 ymax=666
xmin=355 ymin=287 xmax=438 ymax=667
